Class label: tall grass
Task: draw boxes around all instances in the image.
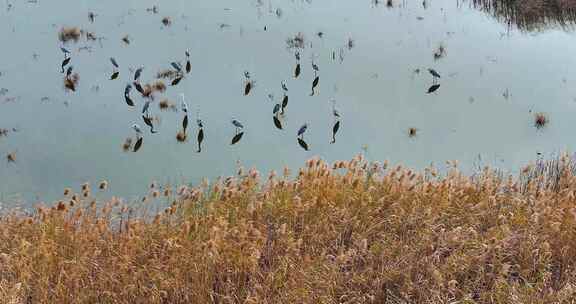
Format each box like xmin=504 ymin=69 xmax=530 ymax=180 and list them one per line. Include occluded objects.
xmin=1 ymin=155 xmax=576 ymax=303
xmin=471 ymin=0 xmax=576 ymax=31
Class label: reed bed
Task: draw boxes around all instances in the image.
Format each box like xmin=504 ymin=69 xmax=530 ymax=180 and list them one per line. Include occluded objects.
xmin=1 ymin=155 xmax=576 ymax=303
xmin=472 ymin=0 xmax=576 ymax=31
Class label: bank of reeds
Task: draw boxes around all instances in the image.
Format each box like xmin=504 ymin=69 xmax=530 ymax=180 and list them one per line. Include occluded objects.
xmin=472 ymin=0 xmax=576 ymax=31
xmin=1 ymin=155 xmax=576 ymax=303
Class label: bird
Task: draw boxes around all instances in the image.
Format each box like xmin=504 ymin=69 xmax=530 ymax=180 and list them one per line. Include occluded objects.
xmin=331 ymin=120 xmax=340 ymax=144
xmin=297 ymin=123 xmax=308 ymax=138
xmin=427 ymin=84 xmax=440 ymax=94
xmin=180 ymin=94 xmax=188 ymax=113
xmin=60 ymin=47 xmax=70 ymax=56
xmin=310 ymin=76 xmax=319 ymax=96
xmin=294 ymin=63 xmax=301 ymax=78
xmin=171 ymin=62 xmax=182 ymax=72
xmin=232 ymin=119 xmax=244 ymax=129
xmin=331 ymin=99 xmax=340 ymax=118
xmin=61 ymin=57 xmax=71 ymax=73
xmin=134 ymin=67 xmax=143 ymax=81
xmin=281 ymin=94 xmax=288 ymax=113
xmin=428 ymin=68 xmax=441 ymax=79
xmin=132 ymin=123 xmax=142 ymax=135
xmin=110 ymin=57 xmax=119 ymax=69
xmin=197 ymin=127 xmax=204 ymax=153
xmin=273 ymin=103 xmax=281 ymax=115
xmin=281 ymin=81 xmax=288 ymax=92
xmin=312 ymin=61 xmax=319 ymax=73
xmin=142 ymin=101 xmax=150 ymax=114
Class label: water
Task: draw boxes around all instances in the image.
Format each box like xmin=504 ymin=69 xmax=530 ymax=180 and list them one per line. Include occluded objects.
xmin=1 ymin=0 xmax=576 ymax=204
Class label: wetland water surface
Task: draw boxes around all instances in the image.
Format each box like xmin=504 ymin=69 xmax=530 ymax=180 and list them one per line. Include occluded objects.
xmin=1 ymin=0 xmax=576 ymax=204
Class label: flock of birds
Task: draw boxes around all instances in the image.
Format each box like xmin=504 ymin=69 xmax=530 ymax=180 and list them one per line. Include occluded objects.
xmin=57 ymin=41 xmax=444 ymax=155
xmin=57 ymin=44 xmax=374 ymax=153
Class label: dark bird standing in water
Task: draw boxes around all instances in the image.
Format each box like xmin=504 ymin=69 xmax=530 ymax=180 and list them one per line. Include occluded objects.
xmin=230 ymin=119 xmax=245 ymax=144
xmin=331 ymin=120 xmax=340 ymax=144
xmin=134 ymin=67 xmax=143 ymax=81
xmin=171 ymin=76 xmax=183 ymax=86
xmin=110 ymin=58 xmax=119 ymax=80
xmin=132 ymin=124 xmax=143 ymax=152
xmin=428 ymin=68 xmax=440 ymax=81
xmin=231 ymin=132 xmax=244 ymax=145
xmin=294 ymin=63 xmax=301 ymax=78
xmin=281 ymin=81 xmax=288 ymax=92
xmin=61 ymin=57 xmax=71 ymax=73
xmin=297 ymin=123 xmax=308 ymax=138
xmin=185 ymin=50 xmax=191 ymax=74
xmin=133 ymin=82 xmax=144 ymax=95
xmin=142 ymin=101 xmax=150 ymax=114
xmin=142 ymin=114 xmax=157 ymax=133
xmin=427 ymin=84 xmax=440 ymax=94
xmin=133 ymin=137 xmax=143 ymax=152
xmin=273 ymin=115 xmax=283 ymax=130
xmin=66 ymin=66 xmax=73 ymax=77
xmin=244 ymin=81 xmax=252 ymax=96
xmin=273 ymin=103 xmax=281 ymax=115
xmin=171 ymin=62 xmax=182 ymax=72
xmin=182 ymin=115 xmax=189 ymax=133
xmin=124 ymin=84 xmax=134 ymax=106
xmin=60 ymin=47 xmax=70 ymax=56
xmin=110 ymin=57 xmax=119 ymax=69
xmin=196 ymin=119 xmax=204 ymax=153
xmin=310 ymin=75 xmax=319 ymax=96
xmin=297 ymin=138 xmax=309 ymax=151
xmin=281 ymin=94 xmax=288 ymax=114
xmin=232 ymin=119 xmax=244 ymax=130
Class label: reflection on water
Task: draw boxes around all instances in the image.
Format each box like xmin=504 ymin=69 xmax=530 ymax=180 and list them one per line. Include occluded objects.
xmin=2 ymin=0 xmax=576 ymax=205
xmin=471 ymin=0 xmax=576 ymax=32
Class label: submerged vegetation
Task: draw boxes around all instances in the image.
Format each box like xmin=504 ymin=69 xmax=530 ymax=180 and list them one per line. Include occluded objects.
xmin=2 ymin=155 xmax=576 ymax=302
xmin=472 ymin=0 xmax=576 ymax=31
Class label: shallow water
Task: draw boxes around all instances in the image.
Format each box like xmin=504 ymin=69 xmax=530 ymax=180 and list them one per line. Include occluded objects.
xmin=1 ymin=0 xmax=576 ymax=205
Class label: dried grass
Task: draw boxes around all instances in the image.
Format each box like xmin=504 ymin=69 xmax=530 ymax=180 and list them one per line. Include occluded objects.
xmin=2 ymin=155 xmax=576 ymax=302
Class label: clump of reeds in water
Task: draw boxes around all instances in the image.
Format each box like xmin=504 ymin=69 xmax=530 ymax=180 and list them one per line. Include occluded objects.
xmin=58 ymin=27 xmax=83 ymax=43
xmin=159 ymin=99 xmax=176 ymax=111
xmin=63 ymin=73 xmax=79 ymax=92
xmin=286 ymin=32 xmax=305 ymax=49
xmin=122 ymin=137 xmax=132 ymax=152
xmin=534 ymin=112 xmax=548 ymax=129
xmin=472 ymin=0 xmax=576 ymax=32
xmin=156 ymin=69 xmax=179 ymax=80
xmin=4 ymin=155 xmax=576 ymax=302
xmin=176 ymin=131 xmax=187 ymax=142
xmin=152 ymin=81 xmax=166 ymax=93
xmin=433 ymin=43 xmax=446 ymax=60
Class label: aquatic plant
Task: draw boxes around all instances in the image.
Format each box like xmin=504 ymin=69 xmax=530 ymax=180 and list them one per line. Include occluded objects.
xmin=472 ymin=0 xmax=576 ymax=32
xmin=176 ymin=131 xmax=187 ymax=142
xmin=433 ymin=43 xmax=446 ymax=61
xmin=534 ymin=112 xmax=548 ymax=129
xmin=2 ymin=155 xmax=576 ymax=302
xmin=286 ymin=32 xmax=305 ymax=49
xmin=58 ymin=27 xmax=82 ymax=43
